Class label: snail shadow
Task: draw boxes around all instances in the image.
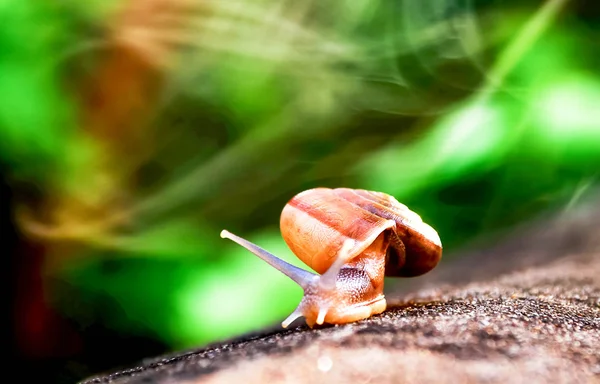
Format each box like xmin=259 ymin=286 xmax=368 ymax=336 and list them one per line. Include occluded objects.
xmin=385 ymin=298 xmax=445 ymax=311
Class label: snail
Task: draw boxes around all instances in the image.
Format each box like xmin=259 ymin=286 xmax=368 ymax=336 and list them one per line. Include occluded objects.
xmin=220 ymin=188 xmax=442 ymax=328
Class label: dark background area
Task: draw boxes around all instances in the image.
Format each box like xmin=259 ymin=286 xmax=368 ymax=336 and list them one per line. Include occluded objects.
xmin=5 ymin=167 xmax=167 ymax=382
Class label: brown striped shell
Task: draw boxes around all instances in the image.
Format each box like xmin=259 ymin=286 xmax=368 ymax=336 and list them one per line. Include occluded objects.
xmin=280 ymin=188 xmax=442 ymax=277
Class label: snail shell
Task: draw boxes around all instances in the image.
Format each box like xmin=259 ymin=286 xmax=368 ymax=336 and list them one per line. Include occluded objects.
xmin=221 ymin=187 xmax=442 ymax=328
xmin=281 ymin=188 xmax=442 ymax=277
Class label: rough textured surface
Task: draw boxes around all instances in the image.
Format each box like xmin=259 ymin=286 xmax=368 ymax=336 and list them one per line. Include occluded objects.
xmin=81 ymin=196 xmax=600 ymax=384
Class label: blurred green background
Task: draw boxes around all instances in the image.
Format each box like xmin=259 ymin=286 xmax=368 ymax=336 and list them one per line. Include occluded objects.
xmin=3 ymin=0 xmax=599 ymax=382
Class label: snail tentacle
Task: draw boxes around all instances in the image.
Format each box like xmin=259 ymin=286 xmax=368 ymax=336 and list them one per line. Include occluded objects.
xmin=281 ymin=307 xmax=304 ymax=328
xmin=316 ymin=305 xmax=328 ymax=325
xmin=220 ymin=230 xmax=316 ymax=289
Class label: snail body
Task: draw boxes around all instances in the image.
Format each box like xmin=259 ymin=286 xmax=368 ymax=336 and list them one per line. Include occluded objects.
xmin=221 ymin=188 xmax=442 ymax=328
